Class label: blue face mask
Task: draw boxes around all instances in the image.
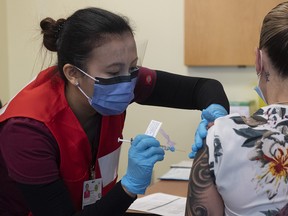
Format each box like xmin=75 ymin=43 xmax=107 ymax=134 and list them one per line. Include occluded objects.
xmin=75 ymin=66 xmax=139 ymax=116
xmin=254 ymin=85 xmax=267 ymax=105
xmin=254 ymin=49 xmax=267 ymax=105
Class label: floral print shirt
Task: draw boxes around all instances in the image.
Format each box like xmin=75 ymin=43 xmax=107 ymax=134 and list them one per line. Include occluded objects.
xmin=207 ymin=104 xmax=288 ymax=216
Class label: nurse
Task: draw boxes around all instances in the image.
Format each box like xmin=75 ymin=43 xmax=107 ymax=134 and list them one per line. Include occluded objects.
xmin=0 ymin=7 xmax=229 ymax=216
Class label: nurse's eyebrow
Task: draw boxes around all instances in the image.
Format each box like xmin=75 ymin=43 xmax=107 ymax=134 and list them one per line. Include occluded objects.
xmin=106 ymin=57 xmax=139 ymax=69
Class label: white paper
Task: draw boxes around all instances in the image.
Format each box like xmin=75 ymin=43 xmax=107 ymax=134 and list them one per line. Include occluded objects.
xmin=129 ymin=193 xmax=186 ymax=216
xmin=159 ymin=168 xmax=191 ymax=181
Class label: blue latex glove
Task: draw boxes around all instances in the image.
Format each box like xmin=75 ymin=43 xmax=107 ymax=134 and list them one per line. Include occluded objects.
xmin=189 ymin=104 xmax=228 ymax=158
xmin=121 ymin=134 xmax=165 ymax=194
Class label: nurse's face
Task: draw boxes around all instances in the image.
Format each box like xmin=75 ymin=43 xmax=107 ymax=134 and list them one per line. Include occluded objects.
xmin=78 ymin=32 xmax=138 ymax=99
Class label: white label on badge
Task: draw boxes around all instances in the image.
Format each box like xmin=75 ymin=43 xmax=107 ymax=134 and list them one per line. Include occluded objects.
xmin=145 ymin=120 xmax=162 ymax=137
xmin=82 ymin=178 xmax=102 ymax=209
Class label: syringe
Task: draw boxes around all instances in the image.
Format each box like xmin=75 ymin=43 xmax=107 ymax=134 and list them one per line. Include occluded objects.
xmin=118 ymin=138 xmax=175 ymax=152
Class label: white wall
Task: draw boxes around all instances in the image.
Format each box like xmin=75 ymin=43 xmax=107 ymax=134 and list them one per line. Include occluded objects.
xmin=0 ymin=0 xmax=9 ymax=104
xmin=3 ymin=0 xmax=259 ymax=183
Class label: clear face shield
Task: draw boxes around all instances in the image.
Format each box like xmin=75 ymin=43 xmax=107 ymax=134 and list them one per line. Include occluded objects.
xmin=135 ymin=39 xmax=148 ymax=66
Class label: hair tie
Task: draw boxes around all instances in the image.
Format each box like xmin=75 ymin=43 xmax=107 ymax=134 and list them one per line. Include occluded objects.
xmin=55 ymin=22 xmax=65 ymax=39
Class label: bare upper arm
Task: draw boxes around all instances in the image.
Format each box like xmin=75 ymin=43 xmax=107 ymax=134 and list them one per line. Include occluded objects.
xmin=185 ymin=143 xmax=224 ymax=216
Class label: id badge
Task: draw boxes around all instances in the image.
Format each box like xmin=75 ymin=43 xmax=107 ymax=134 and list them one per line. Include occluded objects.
xmin=82 ymin=178 xmax=102 ymax=209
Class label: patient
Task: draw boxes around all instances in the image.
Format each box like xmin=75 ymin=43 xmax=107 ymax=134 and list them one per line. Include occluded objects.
xmin=185 ymin=2 xmax=288 ymax=215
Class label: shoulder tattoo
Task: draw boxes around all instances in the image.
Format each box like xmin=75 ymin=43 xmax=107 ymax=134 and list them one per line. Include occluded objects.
xmin=185 ymin=144 xmax=214 ymax=216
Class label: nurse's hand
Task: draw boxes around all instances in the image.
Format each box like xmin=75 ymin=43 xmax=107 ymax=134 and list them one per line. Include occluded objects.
xmin=189 ymin=104 xmax=228 ymax=158
xmin=121 ymin=134 xmax=165 ymax=195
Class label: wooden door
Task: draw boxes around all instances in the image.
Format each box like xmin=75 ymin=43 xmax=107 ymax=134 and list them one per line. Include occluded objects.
xmin=185 ymin=0 xmax=285 ymax=66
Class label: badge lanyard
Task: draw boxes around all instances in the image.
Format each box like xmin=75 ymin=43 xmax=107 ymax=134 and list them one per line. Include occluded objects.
xmin=82 ymin=119 xmax=103 ymax=209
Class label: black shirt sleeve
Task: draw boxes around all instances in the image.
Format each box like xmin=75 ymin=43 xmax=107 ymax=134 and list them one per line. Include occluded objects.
xmin=17 ymin=180 xmax=136 ymax=216
xmin=137 ymin=70 xmax=230 ymax=112
xmin=75 ymin=181 xmax=137 ymax=216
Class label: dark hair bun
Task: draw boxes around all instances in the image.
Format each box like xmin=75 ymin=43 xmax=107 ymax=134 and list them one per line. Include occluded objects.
xmin=40 ymin=17 xmax=66 ymax=52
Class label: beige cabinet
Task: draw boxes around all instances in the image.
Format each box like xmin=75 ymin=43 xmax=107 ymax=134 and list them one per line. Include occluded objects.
xmin=185 ymin=0 xmax=284 ymax=66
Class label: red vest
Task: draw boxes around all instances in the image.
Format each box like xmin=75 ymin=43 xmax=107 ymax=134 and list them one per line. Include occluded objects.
xmin=0 ymin=66 xmax=125 ymax=211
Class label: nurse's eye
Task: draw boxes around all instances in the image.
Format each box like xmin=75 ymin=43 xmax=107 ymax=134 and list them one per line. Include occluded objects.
xmin=129 ymin=66 xmax=139 ymax=74
xmin=105 ymin=70 xmax=121 ymax=77
xmin=110 ymin=71 xmax=121 ymax=76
